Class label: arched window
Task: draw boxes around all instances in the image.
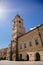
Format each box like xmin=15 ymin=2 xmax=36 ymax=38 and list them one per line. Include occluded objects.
xmin=35 ymin=52 xmax=40 ymax=61
xmin=19 ymin=21 xmax=21 ymax=23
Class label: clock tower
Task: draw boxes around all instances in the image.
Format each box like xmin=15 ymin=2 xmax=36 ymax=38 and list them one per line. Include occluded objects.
xmin=12 ymin=14 xmax=25 ymax=42
xmin=11 ymin=15 xmax=26 ymax=60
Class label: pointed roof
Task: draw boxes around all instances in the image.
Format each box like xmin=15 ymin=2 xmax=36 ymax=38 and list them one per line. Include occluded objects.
xmin=15 ymin=14 xmax=23 ymax=21
xmin=12 ymin=14 xmax=23 ymax=22
xmin=16 ymin=14 xmax=20 ymax=18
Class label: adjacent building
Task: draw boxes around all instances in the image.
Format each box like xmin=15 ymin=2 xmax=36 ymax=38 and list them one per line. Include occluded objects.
xmin=0 ymin=48 xmax=8 ymax=60
xmin=7 ymin=15 xmax=43 ymax=61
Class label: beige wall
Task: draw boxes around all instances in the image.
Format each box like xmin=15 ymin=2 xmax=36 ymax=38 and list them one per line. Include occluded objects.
xmin=18 ymin=25 xmax=43 ymax=61
xmin=7 ymin=24 xmax=43 ymax=61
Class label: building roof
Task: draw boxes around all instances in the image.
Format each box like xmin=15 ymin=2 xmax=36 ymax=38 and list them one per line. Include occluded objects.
xmin=18 ymin=24 xmax=43 ymax=38
xmin=12 ymin=14 xmax=23 ymax=22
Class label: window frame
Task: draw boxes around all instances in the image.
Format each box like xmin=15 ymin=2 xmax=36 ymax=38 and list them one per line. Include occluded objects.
xmin=29 ymin=41 xmax=32 ymax=47
xmin=20 ymin=44 xmax=22 ymax=49
xmin=35 ymin=39 xmax=39 ymax=45
xmin=24 ymin=43 xmax=26 ymax=48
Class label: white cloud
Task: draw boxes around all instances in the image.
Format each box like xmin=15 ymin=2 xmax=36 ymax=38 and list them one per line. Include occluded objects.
xmin=30 ymin=27 xmax=36 ymax=30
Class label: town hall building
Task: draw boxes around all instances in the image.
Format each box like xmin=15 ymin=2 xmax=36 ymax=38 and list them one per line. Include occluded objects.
xmin=7 ymin=15 xmax=43 ymax=61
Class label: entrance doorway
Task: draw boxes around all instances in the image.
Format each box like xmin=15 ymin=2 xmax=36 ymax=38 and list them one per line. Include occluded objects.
xmin=27 ymin=54 xmax=29 ymax=61
xmin=35 ymin=52 xmax=40 ymax=61
xmin=3 ymin=57 xmax=6 ymax=60
xmin=19 ymin=54 xmax=22 ymax=60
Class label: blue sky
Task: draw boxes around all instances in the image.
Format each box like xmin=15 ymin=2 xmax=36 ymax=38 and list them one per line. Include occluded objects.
xmin=0 ymin=0 xmax=43 ymax=49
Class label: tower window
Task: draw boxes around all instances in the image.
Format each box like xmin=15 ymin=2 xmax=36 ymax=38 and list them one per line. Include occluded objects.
xmin=19 ymin=21 xmax=21 ymax=23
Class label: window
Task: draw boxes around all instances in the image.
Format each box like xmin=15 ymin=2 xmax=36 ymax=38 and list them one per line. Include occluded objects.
xmin=24 ymin=43 xmax=26 ymax=48
xmin=20 ymin=44 xmax=22 ymax=49
xmin=35 ymin=39 xmax=39 ymax=45
xmin=19 ymin=21 xmax=21 ymax=23
xmin=29 ymin=42 xmax=32 ymax=47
